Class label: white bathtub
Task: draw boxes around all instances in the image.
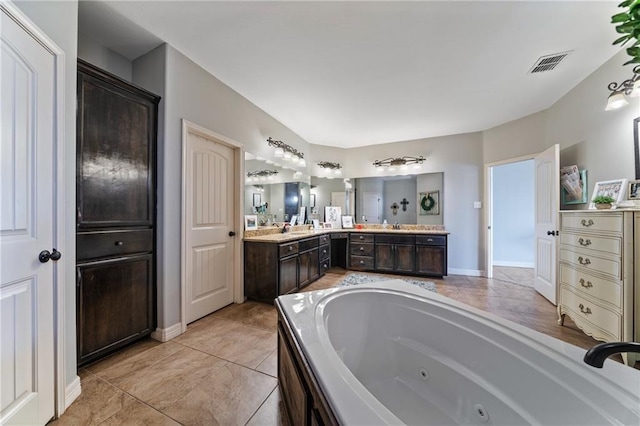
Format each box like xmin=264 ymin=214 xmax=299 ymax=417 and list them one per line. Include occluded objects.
xmin=277 ymin=280 xmax=640 ymax=425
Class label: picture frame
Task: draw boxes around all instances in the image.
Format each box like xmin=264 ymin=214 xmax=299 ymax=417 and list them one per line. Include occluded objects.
xmin=561 ymin=169 xmax=588 ymax=205
xmin=341 ymin=215 xmax=354 ymax=228
xmin=289 ymin=214 xmax=298 ymax=225
xmin=629 ymin=180 xmax=640 ymax=200
xmin=252 ymin=193 xmax=261 ymax=207
xmin=322 ymin=222 xmax=333 ymax=229
xmin=324 ymin=206 xmax=342 ymax=229
xmin=244 ymin=214 xmax=258 ymax=230
xmin=589 ymin=179 xmax=628 ymax=209
xmin=312 ymin=219 xmax=321 ymax=230
xmin=419 ymin=190 xmax=440 ymax=215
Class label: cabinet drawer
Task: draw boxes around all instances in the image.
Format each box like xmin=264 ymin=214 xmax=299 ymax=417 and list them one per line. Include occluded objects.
xmin=351 ymin=233 xmax=374 ymax=243
xmin=331 ymin=233 xmax=349 ymax=239
xmin=559 ymin=249 xmax=621 ymax=279
xmin=416 ymin=235 xmax=446 ymax=246
xmin=560 ymin=233 xmax=621 ymax=256
xmin=350 ymin=255 xmax=374 ymax=270
xmin=350 ymin=242 xmax=374 ymax=256
xmin=561 ymin=213 xmax=623 ymax=234
xmin=560 ymin=286 xmax=621 ymax=339
xmin=376 ymin=234 xmax=415 ymax=244
xmin=319 ymin=244 xmax=330 ymax=261
xmin=299 ymin=237 xmax=319 ymax=252
xmin=320 ymin=259 xmax=331 ymax=275
xmin=279 ymin=242 xmax=299 ymax=258
xmin=319 ymin=234 xmax=330 ymax=245
xmin=77 ymin=229 xmax=153 ymax=261
xmin=559 ymin=264 xmax=621 ymax=308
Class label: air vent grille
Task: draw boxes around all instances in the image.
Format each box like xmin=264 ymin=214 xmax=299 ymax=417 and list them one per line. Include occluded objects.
xmin=529 ymin=51 xmax=572 ymax=74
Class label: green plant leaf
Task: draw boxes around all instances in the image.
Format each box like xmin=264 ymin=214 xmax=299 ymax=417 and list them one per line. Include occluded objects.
xmin=627 ymin=46 xmax=640 ymax=57
xmin=616 ymin=22 xmax=636 ymax=33
xmin=618 ymin=0 xmax=633 ymax=7
xmin=612 ymin=12 xmax=631 ymax=22
xmin=613 ymin=34 xmax=632 ymax=45
xmin=623 ymin=56 xmax=640 ymax=65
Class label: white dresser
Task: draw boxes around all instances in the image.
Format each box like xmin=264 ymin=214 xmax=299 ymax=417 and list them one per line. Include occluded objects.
xmin=558 ymin=210 xmax=639 ymax=365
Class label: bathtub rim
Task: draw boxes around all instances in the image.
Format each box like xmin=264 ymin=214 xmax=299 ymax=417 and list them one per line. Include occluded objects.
xmin=277 ymin=280 xmax=640 ymax=425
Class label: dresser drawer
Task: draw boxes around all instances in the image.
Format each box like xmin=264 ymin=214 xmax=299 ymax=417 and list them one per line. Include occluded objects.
xmin=319 ymin=244 xmax=330 ymax=261
xmin=416 ymin=235 xmax=446 ymax=246
xmin=320 ymin=259 xmax=331 ymax=274
xmin=350 ymin=255 xmax=374 ymax=270
xmin=351 ymin=233 xmax=374 ymax=243
xmin=560 ymin=286 xmax=621 ymax=339
xmin=350 ymin=242 xmax=374 ymax=256
xmin=561 ymin=213 xmax=623 ymax=234
xmin=77 ymin=229 xmax=153 ymax=261
xmin=279 ymin=242 xmax=299 ymax=258
xmin=560 ymin=233 xmax=621 ymax=256
xmin=298 ymin=237 xmax=319 ymax=252
xmin=559 ymin=249 xmax=621 ymax=279
xmin=319 ymin=234 xmax=330 ymax=245
xmin=559 ymin=264 xmax=621 ymax=308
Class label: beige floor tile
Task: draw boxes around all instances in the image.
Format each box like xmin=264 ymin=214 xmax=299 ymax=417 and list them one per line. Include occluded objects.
xmin=255 ymin=349 xmax=278 ymax=377
xmin=162 ymin=362 xmax=277 ymax=426
xmin=84 ymin=338 xmax=162 ymax=376
xmin=246 ymin=387 xmax=285 ymax=426
xmin=99 ymin=395 xmax=180 ymax=426
xmin=116 ymin=345 xmax=227 ymax=411
xmin=213 ymin=301 xmax=278 ymax=331
xmin=174 ymin=317 xmax=276 ymax=369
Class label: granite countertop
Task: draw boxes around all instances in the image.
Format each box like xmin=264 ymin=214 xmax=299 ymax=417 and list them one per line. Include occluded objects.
xmin=243 ymin=227 xmax=449 ymax=243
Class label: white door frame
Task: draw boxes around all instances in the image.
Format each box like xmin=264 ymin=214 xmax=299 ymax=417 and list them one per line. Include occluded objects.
xmin=484 ymin=154 xmax=535 ymax=278
xmin=1 ymin=1 xmax=70 ymax=417
xmin=180 ymin=120 xmax=244 ymax=333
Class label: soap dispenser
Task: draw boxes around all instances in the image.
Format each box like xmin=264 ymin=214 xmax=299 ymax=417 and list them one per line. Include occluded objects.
xmin=382 ymin=219 xmax=388 ymax=229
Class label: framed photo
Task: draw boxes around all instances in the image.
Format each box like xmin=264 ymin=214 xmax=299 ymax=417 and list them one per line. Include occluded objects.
xmin=252 ymin=193 xmax=261 ymax=207
xmin=322 ymin=222 xmax=333 ymax=229
xmin=561 ymin=169 xmax=587 ymax=205
xmin=629 ymin=180 xmax=640 ymax=199
xmin=312 ymin=219 xmax=321 ymax=230
xmin=324 ymin=206 xmax=342 ymax=229
xmin=244 ymin=214 xmax=258 ymax=230
xmin=419 ymin=190 xmax=439 ymax=215
xmin=589 ymin=179 xmax=628 ymax=209
xmin=290 ymin=214 xmax=298 ymax=225
xmin=341 ymin=215 xmax=354 ymax=228
xmin=310 ymin=193 xmax=316 ymax=208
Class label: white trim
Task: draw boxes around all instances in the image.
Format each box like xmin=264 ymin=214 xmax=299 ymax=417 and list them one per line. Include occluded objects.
xmin=150 ymin=322 xmax=183 ymax=342
xmin=180 ymin=120 xmax=244 ymax=332
xmin=448 ymin=268 xmax=485 ymax=277
xmin=493 ymin=261 xmax=535 ymax=268
xmin=1 ymin=1 xmax=68 ymax=418
xmin=64 ymin=376 xmax=81 ymax=410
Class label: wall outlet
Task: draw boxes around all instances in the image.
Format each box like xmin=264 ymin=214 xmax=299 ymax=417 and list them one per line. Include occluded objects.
xmin=474 ymin=201 xmax=482 ymax=209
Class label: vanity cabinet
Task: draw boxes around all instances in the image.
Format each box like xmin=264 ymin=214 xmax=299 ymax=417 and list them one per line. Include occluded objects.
xmin=558 ymin=211 xmax=637 ymax=365
xmin=349 ymin=233 xmax=374 ymax=270
xmin=416 ymin=235 xmax=448 ymax=276
xmin=298 ymin=237 xmax=320 ymax=288
xmin=374 ymin=234 xmax=416 ymax=273
xmin=319 ymin=234 xmax=331 ymax=276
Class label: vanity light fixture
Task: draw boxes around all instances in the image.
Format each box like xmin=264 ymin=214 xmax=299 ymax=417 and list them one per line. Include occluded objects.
xmin=606 ymin=65 xmax=640 ymax=110
xmin=373 ymin=156 xmax=425 ymax=171
xmin=317 ymin=161 xmax=342 ymax=176
xmin=267 ymin=137 xmax=306 ymax=166
xmin=247 ymin=169 xmax=278 ymax=182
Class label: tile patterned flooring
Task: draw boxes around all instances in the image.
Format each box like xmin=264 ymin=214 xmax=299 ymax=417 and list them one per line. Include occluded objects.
xmin=53 ymin=268 xmax=634 ymax=425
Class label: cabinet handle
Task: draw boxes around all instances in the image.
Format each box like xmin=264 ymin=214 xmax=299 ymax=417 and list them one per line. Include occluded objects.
xmin=579 ymin=278 xmax=593 ymax=288
xmin=577 ymin=256 xmax=591 ymax=266
xmin=289 ymin=246 xmax=293 ymax=251
xmin=578 ymin=238 xmax=591 ymax=247
xmin=359 ymin=260 xmax=365 ymax=265
xmin=578 ymin=303 xmax=592 ymax=314
xmin=359 ymin=236 xmax=364 ymax=240
xmin=581 ymin=219 xmax=594 ymax=227
xmin=323 ymin=263 xmax=328 ymax=268
xmin=427 ymin=238 xmax=433 ymax=242
xmin=323 ymin=250 xmax=327 ymax=255
xmin=359 ymin=246 xmax=365 ymax=251
xmin=115 ymin=241 xmax=124 ymax=246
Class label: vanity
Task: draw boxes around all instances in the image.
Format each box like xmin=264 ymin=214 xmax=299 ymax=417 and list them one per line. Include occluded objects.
xmin=244 ymin=227 xmax=447 ymax=303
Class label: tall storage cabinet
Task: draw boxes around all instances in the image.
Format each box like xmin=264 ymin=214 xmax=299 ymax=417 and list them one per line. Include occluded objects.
xmin=76 ymin=60 xmax=160 ymax=367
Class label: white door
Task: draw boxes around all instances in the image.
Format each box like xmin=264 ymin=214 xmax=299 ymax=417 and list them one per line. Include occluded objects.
xmin=183 ymin=127 xmax=236 ymax=324
xmin=362 ymin=192 xmax=380 ymax=223
xmin=331 ymin=192 xmax=345 ymax=212
xmin=534 ymin=144 xmax=559 ymax=305
xmin=1 ymin=5 xmax=56 ymax=424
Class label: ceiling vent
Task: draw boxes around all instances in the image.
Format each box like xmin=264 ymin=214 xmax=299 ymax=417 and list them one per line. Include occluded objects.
xmin=528 ymin=51 xmax=572 ymax=74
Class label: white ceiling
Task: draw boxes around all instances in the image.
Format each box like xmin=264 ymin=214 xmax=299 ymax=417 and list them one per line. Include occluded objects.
xmin=79 ymin=1 xmax=622 ymax=148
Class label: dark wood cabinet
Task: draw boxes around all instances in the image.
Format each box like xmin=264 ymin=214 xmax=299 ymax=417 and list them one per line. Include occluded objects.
xmin=76 ymin=60 xmax=159 ymax=367
xmin=279 ymin=256 xmax=299 ymax=295
xmin=415 ymin=235 xmax=448 ymax=276
xmin=349 ymin=233 xmax=375 ymax=271
xmin=374 ymin=234 xmax=416 ymax=273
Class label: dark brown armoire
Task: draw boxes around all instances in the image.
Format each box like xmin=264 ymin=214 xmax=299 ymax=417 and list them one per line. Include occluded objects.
xmin=76 ymin=59 xmax=160 ymax=367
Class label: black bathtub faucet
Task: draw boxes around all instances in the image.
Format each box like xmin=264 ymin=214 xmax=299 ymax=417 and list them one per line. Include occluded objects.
xmin=583 ymin=341 xmax=640 ymax=368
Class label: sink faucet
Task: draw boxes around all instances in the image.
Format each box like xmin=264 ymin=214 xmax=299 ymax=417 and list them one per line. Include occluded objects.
xmin=583 ymin=341 xmax=640 ymax=368
xmin=393 ymin=223 xmax=400 ymax=230
xmin=281 ymin=223 xmax=290 ymax=233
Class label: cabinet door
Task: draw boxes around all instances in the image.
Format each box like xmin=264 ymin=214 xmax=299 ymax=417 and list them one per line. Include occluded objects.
xmin=395 ymin=244 xmax=416 ymax=273
xmin=416 ymin=245 xmax=446 ymax=276
xmin=279 ymin=256 xmax=298 ymax=295
xmin=375 ymin=244 xmax=394 ymax=271
xmin=77 ymin=254 xmax=154 ymax=366
xmin=299 ymin=248 xmax=320 ymax=288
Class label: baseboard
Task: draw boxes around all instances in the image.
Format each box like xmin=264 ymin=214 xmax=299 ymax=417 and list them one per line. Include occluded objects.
xmin=65 ymin=375 xmax=81 ymax=410
xmin=493 ymin=261 xmax=534 ymax=268
xmin=448 ymin=268 xmax=485 ymax=277
xmin=151 ymin=322 xmax=182 ymax=342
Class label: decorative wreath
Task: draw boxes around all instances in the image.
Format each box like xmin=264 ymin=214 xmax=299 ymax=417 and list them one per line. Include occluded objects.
xmin=421 ymin=194 xmax=435 ymax=212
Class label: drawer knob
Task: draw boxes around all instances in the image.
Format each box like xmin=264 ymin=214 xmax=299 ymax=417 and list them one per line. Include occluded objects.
xmin=581 ymin=219 xmax=594 ymax=227
xmin=115 ymin=241 xmax=124 ymax=246
xmin=323 ymin=263 xmax=328 ymax=268
xmin=577 ymin=256 xmax=591 ymax=266
xmin=359 ymin=260 xmax=365 ymax=265
xmin=427 ymin=238 xmax=433 ymax=242
xmin=579 ymin=278 xmax=593 ymax=288
xmin=289 ymin=246 xmax=293 ymax=251
xmin=359 ymin=236 xmax=364 ymax=240
xmin=578 ymin=238 xmax=592 ymax=247
xmin=578 ymin=303 xmax=592 ymax=315
xmin=359 ymin=246 xmax=365 ymax=251
xmin=323 ymin=250 xmax=327 ymax=254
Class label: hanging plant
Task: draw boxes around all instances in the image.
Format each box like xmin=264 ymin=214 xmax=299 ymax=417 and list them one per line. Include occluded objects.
xmin=612 ymin=0 xmax=640 ymax=65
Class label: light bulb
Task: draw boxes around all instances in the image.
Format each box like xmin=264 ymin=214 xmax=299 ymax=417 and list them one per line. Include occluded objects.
xmin=606 ymin=91 xmax=628 ymax=110
xmin=274 ymin=147 xmax=284 ymax=157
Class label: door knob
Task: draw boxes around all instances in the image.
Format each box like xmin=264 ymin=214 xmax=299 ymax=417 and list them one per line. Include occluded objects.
xmin=228 ymin=231 xmax=236 ymax=237
xmin=39 ymin=248 xmax=62 ymax=263
xmin=547 ymin=230 xmax=557 ymax=236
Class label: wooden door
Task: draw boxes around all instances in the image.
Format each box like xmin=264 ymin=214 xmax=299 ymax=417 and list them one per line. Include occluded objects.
xmin=534 ymin=145 xmax=559 ymax=305
xmin=395 ymin=244 xmax=416 ymax=273
xmin=362 ymin=192 xmax=380 ymax=223
xmin=416 ymin=246 xmax=445 ymax=275
xmin=1 ymin=4 xmax=57 ymax=423
xmin=279 ymin=256 xmax=298 ymax=295
xmin=375 ymin=244 xmax=394 ymax=271
xmin=184 ymin=128 xmax=236 ymax=323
